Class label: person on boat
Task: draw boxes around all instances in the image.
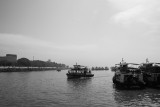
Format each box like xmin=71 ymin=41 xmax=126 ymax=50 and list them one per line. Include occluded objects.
xmin=84 ymin=67 xmax=87 ymax=75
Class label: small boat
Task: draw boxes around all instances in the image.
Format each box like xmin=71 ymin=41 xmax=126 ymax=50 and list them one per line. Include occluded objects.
xmin=57 ymin=69 xmax=61 ymax=72
xmin=112 ymin=59 xmax=145 ymax=89
xmin=139 ymin=59 xmax=160 ymax=87
xmin=57 ymin=68 xmax=61 ymax=72
xmin=66 ymin=64 xmax=94 ymax=79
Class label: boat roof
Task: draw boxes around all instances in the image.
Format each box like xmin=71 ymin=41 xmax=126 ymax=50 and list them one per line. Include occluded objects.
xmin=141 ymin=63 xmax=154 ymax=65
xmin=73 ymin=65 xmax=87 ymax=68
xmin=155 ymin=63 xmax=160 ymax=64
xmin=127 ymin=63 xmax=140 ymax=65
xmin=115 ymin=63 xmax=139 ymax=65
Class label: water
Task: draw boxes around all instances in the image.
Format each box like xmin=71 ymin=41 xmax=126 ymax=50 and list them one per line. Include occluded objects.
xmin=0 ymin=70 xmax=160 ymax=107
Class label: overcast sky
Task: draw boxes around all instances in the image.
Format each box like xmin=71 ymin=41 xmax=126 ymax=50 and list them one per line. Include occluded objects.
xmin=0 ymin=0 xmax=160 ymax=67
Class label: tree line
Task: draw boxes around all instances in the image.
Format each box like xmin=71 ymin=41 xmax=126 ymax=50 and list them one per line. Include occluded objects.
xmin=0 ymin=57 xmax=68 ymax=68
xmin=92 ymin=66 xmax=109 ymax=70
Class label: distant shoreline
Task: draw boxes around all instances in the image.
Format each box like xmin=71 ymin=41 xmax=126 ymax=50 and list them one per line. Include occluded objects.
xmin=0 ymin=66 xmax=67 ymax=72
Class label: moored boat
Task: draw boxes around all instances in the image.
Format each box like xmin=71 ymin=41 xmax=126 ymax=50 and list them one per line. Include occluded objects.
xmin=66 ymin=64 xmax=94 ymax=79
xmin=112 ymin=59 xmax=145 ymax=89
xmin=57 ymin=69 xmax=61 ymax=72
xmin=139 ymin=59 xmax=160 ymax=88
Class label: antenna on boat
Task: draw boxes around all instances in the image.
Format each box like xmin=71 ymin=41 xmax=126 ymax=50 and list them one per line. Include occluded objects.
xmin=122 ymin=58 xmax=124 ymax=63
xmin=146 ymin=58 xmax=149 ymax=63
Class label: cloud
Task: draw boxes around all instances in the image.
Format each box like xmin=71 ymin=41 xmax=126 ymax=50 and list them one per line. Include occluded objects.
xmin=110 ymin=0 xmax=160 ymax=26
xmin=113 ymin=5 xmax=145 ymax=25
xmin=108 ymin=0 xmax=147 ymax=9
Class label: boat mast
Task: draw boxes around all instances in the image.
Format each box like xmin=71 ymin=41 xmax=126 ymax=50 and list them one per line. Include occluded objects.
xmin=146 ymin=58 xmax=149 ymax=63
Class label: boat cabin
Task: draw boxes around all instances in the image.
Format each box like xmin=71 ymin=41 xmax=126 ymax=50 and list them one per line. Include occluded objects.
xmin=115 ymin=63 xmax=141 ymax=74
xmin=66 ymin=64 xmax=94 ymax=79
xmin=68 ymin=65 xmax=90 ymax=74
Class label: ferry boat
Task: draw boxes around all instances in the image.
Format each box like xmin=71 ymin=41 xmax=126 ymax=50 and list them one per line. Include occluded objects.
xmin=139 ymin=59 xmax=160 ymax=87
xmin=66 ymin=64 xmax=94 ymax=79
xmin=112 ymin=59 xmax=145 ymax=89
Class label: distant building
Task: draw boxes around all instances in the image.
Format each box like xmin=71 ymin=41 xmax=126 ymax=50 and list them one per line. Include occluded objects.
xmin=0 ymin=56 xmax=6 ymax=61
xmin=0 ymin=54 xmax=17 ymax=64
xmin=6 ymin=54 xmax=17 ymax=63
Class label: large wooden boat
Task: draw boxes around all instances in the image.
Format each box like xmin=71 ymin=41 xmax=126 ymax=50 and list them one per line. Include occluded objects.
xmin=112 ymin=60 xmax=145 ymax=89
xmin=66 ymin=64 xmax=94 ymax=79
xmin=139 ymin=59 xmax=160 ymax=87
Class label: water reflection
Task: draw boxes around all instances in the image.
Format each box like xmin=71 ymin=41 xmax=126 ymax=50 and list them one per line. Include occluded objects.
xmin=64 ymin=78 xmax=94 ymax=106
xmin=113 ymin=86 xmax=160 ymax=106
xmin=66 ymin=78 xmax=92 ymax=91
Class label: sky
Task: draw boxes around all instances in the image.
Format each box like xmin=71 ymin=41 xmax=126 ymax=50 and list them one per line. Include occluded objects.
xmin=0 ymin=0 xmax=160 ymax=67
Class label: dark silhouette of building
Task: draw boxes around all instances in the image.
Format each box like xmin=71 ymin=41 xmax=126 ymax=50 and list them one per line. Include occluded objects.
xmin=6 ymin=54 xmax=17 ymax=63
xmin=0 ymin=54 xmax=17 ymax=66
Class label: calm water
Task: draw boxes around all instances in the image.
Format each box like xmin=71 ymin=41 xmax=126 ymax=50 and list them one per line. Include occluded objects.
xmin=0 ymin=70 xmax=160 ymax=107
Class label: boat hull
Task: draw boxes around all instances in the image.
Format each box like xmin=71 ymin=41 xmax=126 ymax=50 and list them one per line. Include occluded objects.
xmin=66 ymin=73 xmax=94 ymax=79
xmin=113 ymin=74 xmax=145 ymax=89
xmin=139 ymin=62 xmax=160 ymax=88
xmin=143 ymin=73 xmax=160 ymax=88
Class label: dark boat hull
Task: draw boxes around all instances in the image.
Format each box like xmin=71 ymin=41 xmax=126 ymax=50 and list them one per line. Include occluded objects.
xmin=143 ymin=73 xmax=160 ymax=88
xmin=66 ymin=73 xmax=94 ymax=79
xmin=113 ymin=75 xmax=145 ymax=89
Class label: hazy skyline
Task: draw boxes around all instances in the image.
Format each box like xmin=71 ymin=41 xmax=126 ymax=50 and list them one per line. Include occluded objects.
xmin=0 ymin=0 xmax=160 ymax=67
